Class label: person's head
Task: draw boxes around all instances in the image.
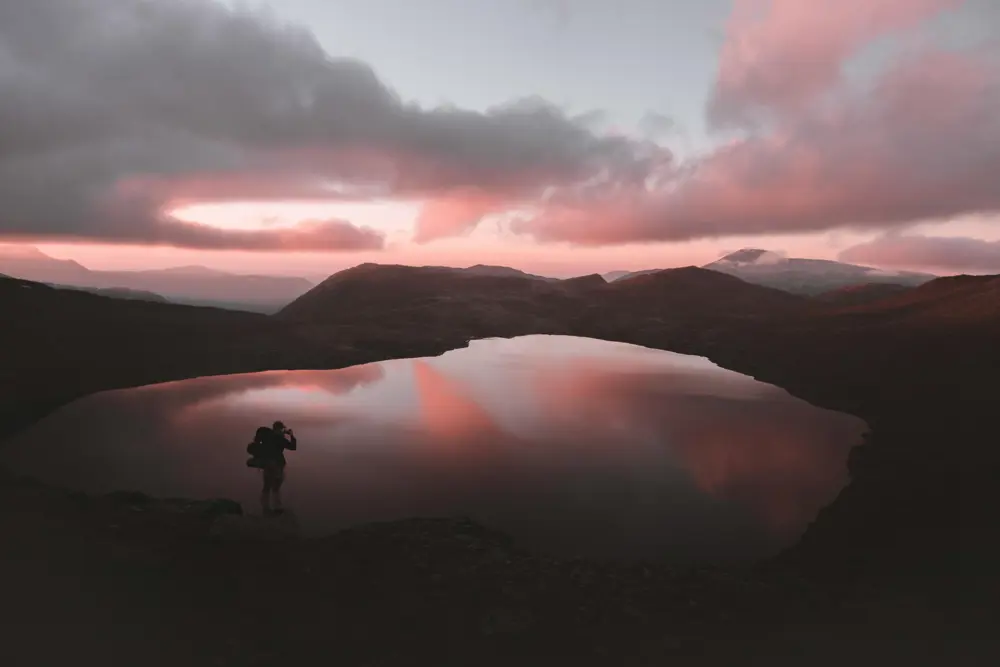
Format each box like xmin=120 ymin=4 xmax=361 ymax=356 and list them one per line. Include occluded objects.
xmin=273 ymin=420 xmax=286 ymax=432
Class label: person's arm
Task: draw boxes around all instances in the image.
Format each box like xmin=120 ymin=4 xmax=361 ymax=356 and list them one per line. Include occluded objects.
xmin=284 ymin=431 xmax=297 ymax=451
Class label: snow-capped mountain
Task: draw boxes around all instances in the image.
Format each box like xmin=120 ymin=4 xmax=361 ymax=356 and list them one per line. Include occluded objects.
xmin=703 ymin=249 xmax=935 ymax=295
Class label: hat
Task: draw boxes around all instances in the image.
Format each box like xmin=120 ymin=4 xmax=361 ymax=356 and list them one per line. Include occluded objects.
xmin=273 ymin=420 xmax=286 ymax=430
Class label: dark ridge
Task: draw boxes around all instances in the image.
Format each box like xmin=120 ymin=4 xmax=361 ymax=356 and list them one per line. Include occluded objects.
xmin=277 ymin=263 xmax=589 ymax=338
xmin=814 ymin=283 xmax=913 ymax=308
xmin=463 ymin=264 xmax=555 ymax=281
xmin=828 ymin=273 xmax=1000 ymax=325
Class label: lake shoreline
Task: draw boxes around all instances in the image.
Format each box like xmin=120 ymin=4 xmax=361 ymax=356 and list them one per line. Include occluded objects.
xmin=0 ymin=325 xmax=979 ymax=580
xmin=2 ymin=286 xmax=993 ymax=662
xmin=3 ymin=334 xmax=865 ymax=565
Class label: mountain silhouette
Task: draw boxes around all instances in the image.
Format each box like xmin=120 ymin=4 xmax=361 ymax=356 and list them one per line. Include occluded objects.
xmin=0 ymin=246 xmax=312 ymax=312
xmin=278 ymin=263 xmax=585 ymax=337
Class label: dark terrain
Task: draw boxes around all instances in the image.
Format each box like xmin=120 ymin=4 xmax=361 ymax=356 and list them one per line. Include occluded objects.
xmin=1 ymin=266 xmax=996 ymax=665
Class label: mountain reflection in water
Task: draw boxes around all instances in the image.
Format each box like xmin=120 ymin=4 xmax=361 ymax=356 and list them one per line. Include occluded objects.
xmin=0 ymin=335 xmax=866 ymax=562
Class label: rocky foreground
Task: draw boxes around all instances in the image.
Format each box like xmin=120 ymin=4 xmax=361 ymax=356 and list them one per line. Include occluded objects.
xmin=2 ymin=471 xmax=981 ymax=666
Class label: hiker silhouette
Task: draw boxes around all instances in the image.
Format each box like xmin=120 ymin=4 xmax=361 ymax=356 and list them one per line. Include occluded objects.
xmin=246 ymin=420 xmax=297 ymax=515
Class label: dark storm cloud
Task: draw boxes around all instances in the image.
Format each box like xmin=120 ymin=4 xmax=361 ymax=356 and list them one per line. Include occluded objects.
xmin=0 ymin=0 xmax=660 ymax=249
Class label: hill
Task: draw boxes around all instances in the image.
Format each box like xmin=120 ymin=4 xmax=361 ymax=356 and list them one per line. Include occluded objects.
xmin=0 ymin=276 xmax=268 ymax=437
xmin=461 ymin=264 xmax=556 ymax=281
xmin=814 ymin=283 xmax=913 ymax=308
xmin=0 ymin=245 xmax=91 ymax=283
xmin=278 ymin=263 xmax=590 ymax=338
xmin=607 ymin=265 xmax=804 ymax=313
xmin=585 ymin=267 xmax=806 ymax=337
xmin=834 ymin=273 xmax=1000 ymax=329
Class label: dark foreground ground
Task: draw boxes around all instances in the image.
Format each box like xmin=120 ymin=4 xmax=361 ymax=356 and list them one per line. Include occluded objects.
xmin=2 ymin=473 xmax=991 ymax=666
xmin=1 ymin=272 xmax=998 ymax=664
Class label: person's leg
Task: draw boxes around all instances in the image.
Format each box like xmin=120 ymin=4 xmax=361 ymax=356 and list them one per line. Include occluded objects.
xmin=260 ymin=468 xmax=274 ymax=513
xmin=271 ymin=466 xmax=286 ymax=511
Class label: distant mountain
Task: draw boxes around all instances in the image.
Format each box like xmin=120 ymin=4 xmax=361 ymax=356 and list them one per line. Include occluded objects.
xmin=603 ymin=269 xmax=661 ymax=283
xmin=606 ymin=250 xmax=936 ymax=295
xmin=703 ymin=249 xmax=935 ymax=295
xmin=136 ymin=265 xmax=230 ymax=276
xmin=0 ymin=245 xmax=91 ymax=284
xmin=58 ymin=285 xmax=170 ymax=303
xmin=0 ymin=246 xmax=313 ymax=312
xmin=95 ymin=268 xmax=312 ymax=312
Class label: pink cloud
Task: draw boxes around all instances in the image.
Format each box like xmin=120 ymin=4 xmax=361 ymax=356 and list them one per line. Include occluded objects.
xmin=532 ymin=365 xmax=861 ymax=534
xmin=840 ymin=234 xmax=1000 ymax=272
xmin=413 ymin=190 xmax=509 ymax=243
xmin=512 ymin=7 xmax=1000 ymax=246
xmin=708 ymin=0 xmax=961 ymax=127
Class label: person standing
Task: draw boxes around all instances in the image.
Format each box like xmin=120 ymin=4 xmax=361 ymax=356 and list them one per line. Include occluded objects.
xmin=248 ymin=420 xmax=297 ymax=515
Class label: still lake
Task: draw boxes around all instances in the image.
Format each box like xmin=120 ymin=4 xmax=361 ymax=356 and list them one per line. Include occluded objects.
xmin=1 ymin=335 xmax=866 ymax=562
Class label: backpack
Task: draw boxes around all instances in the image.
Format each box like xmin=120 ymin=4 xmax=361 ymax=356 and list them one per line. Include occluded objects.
xmin=246 ymin=426 xmax=272 ymax=467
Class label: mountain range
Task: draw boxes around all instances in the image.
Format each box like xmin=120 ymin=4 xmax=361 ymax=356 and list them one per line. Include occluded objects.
xmin=0 ymin=246 xmax=313 ymax=312
xmin=605 ymin=248 xmax=936 ymax=295
xmin=4 ymin=262 xmax=997 ymax=493
xmin=2 ymin=245 xmax=942 ymax=313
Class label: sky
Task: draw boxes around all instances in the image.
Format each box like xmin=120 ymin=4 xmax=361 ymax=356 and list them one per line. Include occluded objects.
xmin=1 ymin=0 xmax=998 ymax=278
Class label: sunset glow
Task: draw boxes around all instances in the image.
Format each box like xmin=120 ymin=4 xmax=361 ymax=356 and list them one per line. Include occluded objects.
xmin=1 ymin=0 xmax=997 ymax=277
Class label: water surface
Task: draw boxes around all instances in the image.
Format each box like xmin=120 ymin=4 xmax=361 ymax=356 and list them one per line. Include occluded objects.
xmin=1 ymin=335 xmax=865 ymax=562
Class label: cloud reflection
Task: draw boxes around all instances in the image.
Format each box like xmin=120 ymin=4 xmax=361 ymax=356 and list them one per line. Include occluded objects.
xmin=532 ymin=365 xmax=863 ymax=534
xmin=1 ymin=336 xmax=865 ymax=562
